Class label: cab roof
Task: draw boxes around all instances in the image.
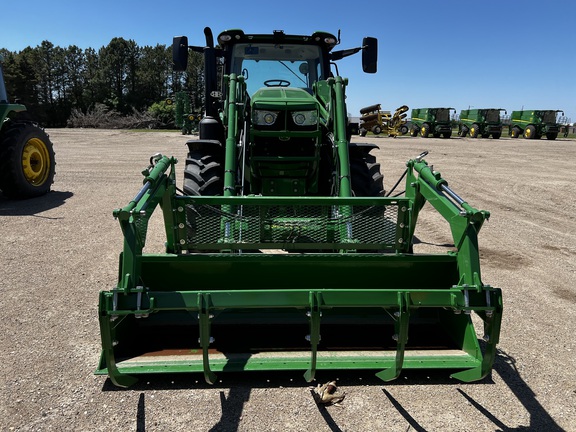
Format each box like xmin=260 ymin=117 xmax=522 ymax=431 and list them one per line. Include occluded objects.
xmin=216 ymin=29 xmax=339 ymax=52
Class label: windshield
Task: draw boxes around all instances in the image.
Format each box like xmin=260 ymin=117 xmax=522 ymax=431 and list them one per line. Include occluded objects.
xmin=230 ymin=43 xmax=323 ymax=96
xmin=485 ymin=110 xmax=500 ymax=122
xmin=435 ymin=109 xmax=450 ymax=122
xmin=542 ymin=111 xmax=557 ymax=123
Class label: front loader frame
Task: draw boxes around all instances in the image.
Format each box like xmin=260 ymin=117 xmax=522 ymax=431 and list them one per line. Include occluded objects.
xmin=97 ymin=154 xmax=502 ymax=388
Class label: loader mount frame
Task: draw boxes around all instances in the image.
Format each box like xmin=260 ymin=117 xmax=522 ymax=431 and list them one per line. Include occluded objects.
xmin=96 ymin=154 xmax=502 ymax=388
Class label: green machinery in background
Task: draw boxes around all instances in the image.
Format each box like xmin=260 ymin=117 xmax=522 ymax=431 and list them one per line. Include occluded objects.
xmin=96 ymin=28 xmax=502 ymax=388
xmin=0 ymin=55 xmax=55 ymax=198
xmin=458 ymin=108 xmax=507 ymax=139
xmin=409 ymin=107 xmax=456 ymax=138
xmin=359 ymin=104 xmax=409 ymax=137
xmin=167 ymin=91 xmax=202 ymax=134
xmin=508 ymin=109 xmax=565 ymax=140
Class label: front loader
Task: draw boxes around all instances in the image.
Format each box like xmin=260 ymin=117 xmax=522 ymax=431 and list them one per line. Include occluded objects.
xmin=96 ymin=28 xmax=502 ymax=388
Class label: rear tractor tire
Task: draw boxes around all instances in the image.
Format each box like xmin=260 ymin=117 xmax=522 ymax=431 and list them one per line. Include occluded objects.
xmin=510 ymin=127 xmax=521 ymax=138
xmin=0 ymin=121 xmax=56 ymax=199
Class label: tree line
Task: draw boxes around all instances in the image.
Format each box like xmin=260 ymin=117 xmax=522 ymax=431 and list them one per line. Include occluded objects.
xmin=1 ymin=38 xmax=204 ymax=127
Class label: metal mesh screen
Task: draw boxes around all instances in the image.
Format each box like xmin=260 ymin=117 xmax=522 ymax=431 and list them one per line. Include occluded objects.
xmin=182 ymin=201 xmax=405 ymax=251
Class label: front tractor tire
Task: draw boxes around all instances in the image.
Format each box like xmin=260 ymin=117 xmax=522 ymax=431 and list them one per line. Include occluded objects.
xmin=420 ymin=124 xmax=430 ymax=138
xmin=182 ymin=146 xmax=224 ymax=249
xmin=183 ymin=148 xmax=224 ymax=196
xmin=349 ymin=146 xmax=384 ymax=197
xmin=0 ymin=122 xmax=56 ymax=199
xmin=523 ymin=125 xmax=536 ymax=139
xmin=469 ymin=124 xmax=480 ymax=138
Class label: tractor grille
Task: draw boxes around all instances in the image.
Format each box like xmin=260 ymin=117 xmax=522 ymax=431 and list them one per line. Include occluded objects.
xmin=176 ymin=197 xmax=410 ymax=252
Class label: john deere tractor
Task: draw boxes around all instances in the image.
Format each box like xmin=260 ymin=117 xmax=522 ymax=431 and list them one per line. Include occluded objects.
xmin=0 ymin=55 xmax=55 ymax=198
xmin=96 ymin=28 xmax=502 ymax=388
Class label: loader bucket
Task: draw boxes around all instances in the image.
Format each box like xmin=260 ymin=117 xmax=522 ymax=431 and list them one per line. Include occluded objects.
xmin=96 ymin=155 xmax=502 ymax=388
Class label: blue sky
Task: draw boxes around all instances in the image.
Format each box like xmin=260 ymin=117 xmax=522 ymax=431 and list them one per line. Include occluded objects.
xmin=2 ymin=0 xmax=575 ymax=122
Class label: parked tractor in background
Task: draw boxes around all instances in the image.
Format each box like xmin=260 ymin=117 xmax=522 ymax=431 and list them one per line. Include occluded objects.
xmin=359 ymin=104 xmax=409 ymax=137
xmin=0 ymin=55 xmax=55 ymax=199
xmin=166 ymin=91 xmax=202 ymax=134
xmin=509 ymin=109 xmax=564 ymax=140
xmin=96 ymin=28 xmax=502 ymax=388
xmin=410 ymin=107 xmax=455 ymax=138
xmin=458 ymin=108 xmax=506 ymax=139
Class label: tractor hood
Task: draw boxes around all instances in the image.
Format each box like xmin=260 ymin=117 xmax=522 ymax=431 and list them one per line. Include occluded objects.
xmin=251 ymin=87 xmax=318 ymax=111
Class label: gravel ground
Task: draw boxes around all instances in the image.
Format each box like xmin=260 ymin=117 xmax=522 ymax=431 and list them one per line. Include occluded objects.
xmin=1 ymin=129 xmax=575 ymax=431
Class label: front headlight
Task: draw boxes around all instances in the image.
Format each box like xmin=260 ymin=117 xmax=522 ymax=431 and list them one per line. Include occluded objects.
xmin=291 ymin=110 xmax=318 ymax=126
xmin=254 ymin=110 xmax=279 ymax=126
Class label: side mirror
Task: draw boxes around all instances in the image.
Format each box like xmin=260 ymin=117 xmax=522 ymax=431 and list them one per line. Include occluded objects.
xmin=173 ymin=36 xmax=189 ymax=71
xmin=362 ymin=37 xmax=377 ymax=74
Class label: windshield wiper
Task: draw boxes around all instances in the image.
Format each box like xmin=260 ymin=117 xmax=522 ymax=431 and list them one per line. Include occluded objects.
xmin=279 ymin=61 xmax=308 ymax=86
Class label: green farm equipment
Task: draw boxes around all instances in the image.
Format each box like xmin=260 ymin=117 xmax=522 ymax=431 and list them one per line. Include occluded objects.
xmin=167 ymin=91 xmax=202 ymax=135
xmin=410 ymin=107 xmax=455 ymax=138
xmin=0 ymin=55 xmax=55 ymax=198
xmin=458 ymin=108 xmax=506 ymax=139
xmin=96 ymin=28 xmax=502 ymax=388
xmin=509 ymin=109 xmax=565 ymax=140
xmin=359 ymin=104 xmax=409 ymax=137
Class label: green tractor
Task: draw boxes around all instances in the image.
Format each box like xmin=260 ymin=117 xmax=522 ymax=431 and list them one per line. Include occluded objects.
xmin=509 ymin=109 xmax=565 ymax=140
xmin=0 ymin=55 xmax=55 ymax=198
xmin=458 ymin=108 xmax=506 ymax=139
xmin=96 ymin=28 xmax=502 ymax=388
xmin=410 ymin=107 xmax=455 ymax=138
xmin=167 ymin=91 xmax=203 ymax=135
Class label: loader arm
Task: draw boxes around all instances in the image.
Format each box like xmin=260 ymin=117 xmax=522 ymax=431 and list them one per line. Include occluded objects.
xmin=97 ymin=154 xmax=502 ymax=388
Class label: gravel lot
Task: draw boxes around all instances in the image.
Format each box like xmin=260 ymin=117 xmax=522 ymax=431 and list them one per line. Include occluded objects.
xmin=1 ymin=129 xmax=575 ymax=431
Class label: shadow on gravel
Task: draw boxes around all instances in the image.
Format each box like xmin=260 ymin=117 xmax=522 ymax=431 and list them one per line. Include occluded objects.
xmin=412 ymin=236 xmax=455 ymax=248
xmin=208 ymin=388 xmax=252 ymax=432
xmin=136 ymin=393 xmax=145 ymax=432
xmin=382 ymin=389 xmax=427 ymax=432
xmin=381 ymin=349 xmax=565 ymax=432
xmin=309 ymin=389 xmax=344 ymax=432
xmin=100 ymin=350 xmax=564 ymax=431
xmin=0 ymin=190 xmax=73 ymax=216
xmin=458 ymin=349 xmax=564 ymax=431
